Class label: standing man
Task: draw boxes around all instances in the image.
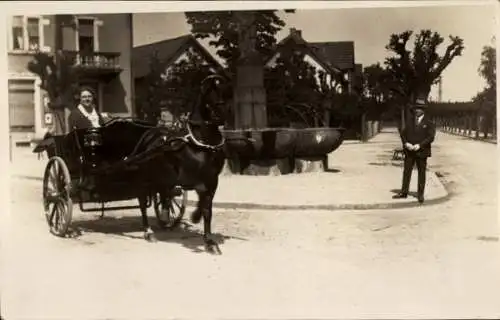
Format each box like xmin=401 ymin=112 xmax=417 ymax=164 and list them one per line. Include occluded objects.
xmin=393 ymin=96 xmax=436 ymax=203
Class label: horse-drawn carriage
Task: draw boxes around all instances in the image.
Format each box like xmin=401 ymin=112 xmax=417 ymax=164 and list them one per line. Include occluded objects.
xmin=33 ymin=75 xmax=227 ymax=252
xmin=35 ymin=117 xmax=189 ymax=238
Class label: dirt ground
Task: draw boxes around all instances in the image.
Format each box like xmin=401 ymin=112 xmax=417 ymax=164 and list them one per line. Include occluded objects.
xmin=2 ymin=131 xmax=499 ymax=319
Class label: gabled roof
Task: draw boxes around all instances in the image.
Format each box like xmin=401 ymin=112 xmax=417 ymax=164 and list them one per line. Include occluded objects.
xmin=265 ymin=29 xmax=342 ymax=74
xmin=132 ymin=34 xmax=225 ymax=79
xmin=309 ymin=41 xmax=355 ymax=71
xmin=265 ymin=29 xmax=356 ymax=74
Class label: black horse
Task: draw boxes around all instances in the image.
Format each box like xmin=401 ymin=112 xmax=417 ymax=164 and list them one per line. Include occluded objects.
xmin=135 ymin=74 xmax=227 ymax=253
xmin=35 ymin=74 xmax=227 ymax=253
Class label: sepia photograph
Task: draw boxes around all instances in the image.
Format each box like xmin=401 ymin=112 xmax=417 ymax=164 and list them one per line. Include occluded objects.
xmin=1 ymin=1 xmax=499 ymax=319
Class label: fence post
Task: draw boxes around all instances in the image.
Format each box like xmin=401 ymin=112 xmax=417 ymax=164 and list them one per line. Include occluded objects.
xmin=475 ymin=114 xmax=480 ymax=139
xmin=493 ymin=118 xmax=497 ymax=140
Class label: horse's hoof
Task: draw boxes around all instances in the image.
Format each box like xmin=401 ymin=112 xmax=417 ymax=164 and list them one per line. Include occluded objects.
xmin=204 ymin=239 xmax=222 ymax=255
xmin=144 ymin=232 xmax=157 ymax=242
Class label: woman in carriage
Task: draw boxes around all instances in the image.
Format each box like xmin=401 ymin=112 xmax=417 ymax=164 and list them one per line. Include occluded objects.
xmin=68 ymin=86 xmax=110 ymax=130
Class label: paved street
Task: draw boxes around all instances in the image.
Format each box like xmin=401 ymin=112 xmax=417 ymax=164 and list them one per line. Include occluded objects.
xmin=2 ymin=129 xmax=500 ymax=319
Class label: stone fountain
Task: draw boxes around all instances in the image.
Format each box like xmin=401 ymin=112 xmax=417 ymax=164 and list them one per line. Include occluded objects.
xmin=221 ymin=11 xmax=345 ymax=175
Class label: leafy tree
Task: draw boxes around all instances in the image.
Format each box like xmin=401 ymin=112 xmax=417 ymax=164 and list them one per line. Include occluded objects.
xmin=185 ymin=10 xmax=293 ymax=72
xmin=264 ymin=39 xmax=328 ymax=127
xmin=137 ymin=48 xmax=225 ymax=123
xmin=383 ymin=29 xmax=464 ymax=127
xmin=26 ymin=51 xmax=80 ymax=133
xmin=473 ymin=42 xmax=496 ymax=137
xmin=363 ymin=63 xmax=390 ymax=103
xmin=384 ymin=30 xmax=464 ymax=100
xmin=478 ymin=43 xmax=496 ymax=91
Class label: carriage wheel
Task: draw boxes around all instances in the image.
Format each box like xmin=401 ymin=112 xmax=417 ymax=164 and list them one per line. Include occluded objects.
xmin=154 ymin=186 xmax=187 ymax=229
xmin=43 ymin=156 xmax=73 ymax=237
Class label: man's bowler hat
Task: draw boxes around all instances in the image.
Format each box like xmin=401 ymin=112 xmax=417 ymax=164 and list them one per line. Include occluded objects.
xmin=411 ymin=95 xmax=427 ymax=109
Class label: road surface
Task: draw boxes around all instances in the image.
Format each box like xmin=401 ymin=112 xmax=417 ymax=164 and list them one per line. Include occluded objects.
xmin=2 ymin=131 xmax=499 ymax=319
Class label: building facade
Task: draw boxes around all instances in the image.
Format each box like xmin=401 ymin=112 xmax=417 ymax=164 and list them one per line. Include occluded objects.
xmin=7 ymin=13 xmax=134 ymax=142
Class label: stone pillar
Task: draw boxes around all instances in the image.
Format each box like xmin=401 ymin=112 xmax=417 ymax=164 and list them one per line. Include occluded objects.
xmin=234 ymin=65 xmax=267 ymax=129
xmin=233 ymin=11 xmax=268 ymax=130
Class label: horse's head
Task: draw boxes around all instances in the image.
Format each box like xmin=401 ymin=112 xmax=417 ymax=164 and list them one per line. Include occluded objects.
xmin=185 ymin=74 xmax=228 ymax=149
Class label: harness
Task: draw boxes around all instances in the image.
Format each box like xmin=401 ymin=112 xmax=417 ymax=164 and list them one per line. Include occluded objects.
xmin=182 ymin=119 xmax=225 ymax=151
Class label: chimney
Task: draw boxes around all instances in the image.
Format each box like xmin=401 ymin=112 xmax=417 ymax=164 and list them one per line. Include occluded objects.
xmin=290 ymin=28 xmax=302 ymax=38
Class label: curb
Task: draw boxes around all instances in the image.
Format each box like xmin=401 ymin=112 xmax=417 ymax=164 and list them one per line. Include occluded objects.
xmin=207 ymin=169 xmax=452 ymax=211
xmin=189 ymin=192 xmax=451 ymax=211
xmin=13 ymin=172 xmax=452 ymax=211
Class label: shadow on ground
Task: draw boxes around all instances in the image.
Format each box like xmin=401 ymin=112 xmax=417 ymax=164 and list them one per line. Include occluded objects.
xmin=389 ymin=188 xmax=420 ymax=198
xmin=68 ymin=216 xmax=248 ymax=254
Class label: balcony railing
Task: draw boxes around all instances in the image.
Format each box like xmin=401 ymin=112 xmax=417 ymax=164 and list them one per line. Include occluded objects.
xmin=63 ymin=50 xmax=122 ymax=71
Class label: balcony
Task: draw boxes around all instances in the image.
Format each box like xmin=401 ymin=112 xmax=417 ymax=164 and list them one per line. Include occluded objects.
xmin=62 ymin=50 xmax=123 ymax=80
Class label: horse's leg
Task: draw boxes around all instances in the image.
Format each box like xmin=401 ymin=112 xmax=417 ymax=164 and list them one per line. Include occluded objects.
xmin=158 ymin=187 xmax=175 ymax=226
xmin=193 ymin=177 xmax=220 ymax=254
xmin=139 ymin=194 xmax=156 ymax=242
xmin=203 ymin=193 xmax=220 ymax=254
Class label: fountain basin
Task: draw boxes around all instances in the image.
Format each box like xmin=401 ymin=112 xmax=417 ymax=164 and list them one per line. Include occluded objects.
xmin=293 ymin=127 xmax=345 ymax=159
xmin=222 ymin=128 xmax=297 ymax=160
xmin=222 ymin=127 xmax=345 ymax=160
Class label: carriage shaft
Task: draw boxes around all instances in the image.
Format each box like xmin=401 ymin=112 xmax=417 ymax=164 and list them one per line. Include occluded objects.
xmin=78 ymin=200 xmax=152 ymax=213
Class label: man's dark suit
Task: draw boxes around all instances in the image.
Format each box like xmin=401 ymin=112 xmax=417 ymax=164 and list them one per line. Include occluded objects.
xmin=68 ymin=107 xmax=105 ymax=131
xmin=398 ymin=114 xmax=436 ymax=201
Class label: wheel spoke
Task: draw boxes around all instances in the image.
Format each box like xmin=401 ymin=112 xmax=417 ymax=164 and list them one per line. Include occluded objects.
xmin=46 ymin=180 xmax=55 ymax=194
xmin=49 ymin=203 xmax=57 ymax=226
xmin=58 ymin=169 xmax=66 ymax=191
xmin=57 ymin=201 xmax=66 ymax=231
xmin=53 ymin=203 xmax=61 ymax=230
xmin=43 ymin=158 xmax=72 ymax=237
xmin=50 ymin=163 xmax=60 ymax=192
xmin=169 ymin=203 xmax=177 ymax=218
xmin=171 ymin=198 xmax=182 ymax=210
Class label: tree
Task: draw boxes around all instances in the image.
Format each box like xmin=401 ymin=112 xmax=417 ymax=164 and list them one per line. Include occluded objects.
xmin=478 ymin=43 xmax=496 ymax=91
xmin=363 ymin=63 xmax=393 ymax=104
xmin=136 ymin=48 xmax=226 ymax=123
xmin=357 ymin=63 xmax=393 ymax=123
xmin=185 ymin=10 xmax=293 ymax=72
xmin=264 ymin=38 xmax=334 ymax=127
xmin=385 ymin=30 xmax=464 ymax=100
xmin=383 ymin=29 xmax=464 ymax=127
xmin=473 ymin=42 xmax=496 ymax=137
xmin=26 ymin=51 xmax=80 ymax=133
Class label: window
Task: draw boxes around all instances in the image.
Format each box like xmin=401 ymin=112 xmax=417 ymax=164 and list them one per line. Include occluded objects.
xmin=10 ymin=16 xmax=42 ymax=52
xmin=8 ymin=79 xmax=36 ymax=131
xmin=27 ymin=17 xmax=40 ymax=51
xmin=78 ymin=18 xmax=94 ymax=53
xmin=11 ymin=16 xmax=23 ymax=50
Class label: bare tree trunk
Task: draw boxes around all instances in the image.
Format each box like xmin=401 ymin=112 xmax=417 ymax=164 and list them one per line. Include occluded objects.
xmin=400 ymin=106 xmax=406 ymax=131
xmin=361 ymin=112 xmax=367 ymax=141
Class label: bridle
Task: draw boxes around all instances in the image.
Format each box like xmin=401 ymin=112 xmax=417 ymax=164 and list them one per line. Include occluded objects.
xmin=178 ymin=74 xmax=227 ymax=150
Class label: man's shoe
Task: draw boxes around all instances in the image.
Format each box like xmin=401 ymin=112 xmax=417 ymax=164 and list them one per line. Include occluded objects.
xmin=417 ymin=196 xmax=424 ymax=204
xmin=392 ymin=192 xmax=408 ymax=199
